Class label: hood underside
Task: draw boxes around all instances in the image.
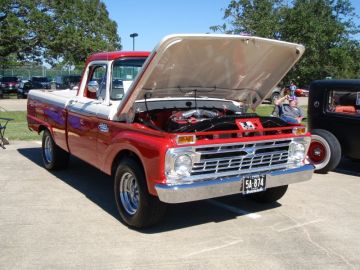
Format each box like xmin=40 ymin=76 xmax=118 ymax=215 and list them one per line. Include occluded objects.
xmin=117 ymin=34 xmax=305 ymax=118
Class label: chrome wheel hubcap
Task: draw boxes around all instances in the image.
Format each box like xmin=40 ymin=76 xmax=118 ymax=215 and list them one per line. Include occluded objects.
xmin=308 ymin=135 xmax=331 ymax=170
xmin=44 ymin=136 xmax=53 ymax=164
xmin=119 ymin=172 xmax=139 ymax=215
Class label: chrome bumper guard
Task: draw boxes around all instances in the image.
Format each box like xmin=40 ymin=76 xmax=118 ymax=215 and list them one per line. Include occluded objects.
xmin=155 ymin=164 xmax=314 ymax=203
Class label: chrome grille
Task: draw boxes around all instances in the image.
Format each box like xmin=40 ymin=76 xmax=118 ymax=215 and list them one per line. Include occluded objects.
xmin=191 ymin=139 xmax=291 ymax=176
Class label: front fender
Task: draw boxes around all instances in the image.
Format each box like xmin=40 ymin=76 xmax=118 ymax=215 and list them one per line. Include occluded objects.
xmin=101 ymin=131 xmax=172 ymax=195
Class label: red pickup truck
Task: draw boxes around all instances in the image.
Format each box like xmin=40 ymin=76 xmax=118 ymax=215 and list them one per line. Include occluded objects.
xmin=27 ymin=34 xmax=314 ymax=228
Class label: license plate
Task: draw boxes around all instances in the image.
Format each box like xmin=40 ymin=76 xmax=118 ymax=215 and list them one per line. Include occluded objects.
xmin=243 ymin=175 xmax=266 ymax=194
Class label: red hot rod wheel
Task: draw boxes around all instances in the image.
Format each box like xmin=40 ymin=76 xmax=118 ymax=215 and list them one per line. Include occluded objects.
xmin=308 ymin=140 xmax=327 ymax=164
xmin=308 ymin=129 xmax=341 ymax=174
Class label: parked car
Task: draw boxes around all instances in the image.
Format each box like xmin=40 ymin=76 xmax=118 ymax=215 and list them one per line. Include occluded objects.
xmin=295 ymin=88 xmax=309 ymax=97
xmin=265 ymin=86 xmax=309 ymax=104
xmin=55 ymin=75 xmax=81 ymax=89
xmin=16 ymin=80 xmax=30 ymax=98
xmin=30 ymin=76 xmax=51 ymax=89
xmin=0 ymin=76 xmax=19 ymax=98
xmin=307 ymin=80 xmax=360 ymax=173
xmin=265 ymin=86 xmax=283 ymax=103
xmin=283 ymin=86 xmax=309 ymax=97
xmin=17 ymin=76 xmax=51 ymax=98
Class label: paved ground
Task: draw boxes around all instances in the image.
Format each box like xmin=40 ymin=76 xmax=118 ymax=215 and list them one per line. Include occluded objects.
xmin=0 ymin=98 xmax=27 ymax=112
xmin=1 ymin=141 xmax=359 ymax=269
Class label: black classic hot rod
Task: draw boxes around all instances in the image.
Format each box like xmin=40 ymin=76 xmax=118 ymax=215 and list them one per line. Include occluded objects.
xmin=307 ymin=80 xmax=360 ymax=173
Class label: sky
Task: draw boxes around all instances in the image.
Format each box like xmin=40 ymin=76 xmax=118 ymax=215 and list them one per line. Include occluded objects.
xmin=103 ymin=0 xmax=360 ymax=52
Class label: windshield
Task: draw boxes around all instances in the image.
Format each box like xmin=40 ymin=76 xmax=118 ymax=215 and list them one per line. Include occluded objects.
xmin=110 ymin=57 xmax=147 ymax=100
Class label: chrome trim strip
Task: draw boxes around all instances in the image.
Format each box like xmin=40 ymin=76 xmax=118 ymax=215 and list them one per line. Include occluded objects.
xmin=197 ymin=150 xmax=288 ymax=163
xmin=156 ymin=164 xmax=314 ymax=203
xmin=196 ymin=142 xmax=290 ymax=155
xmin=193 ymin=138 xmax=293 ymax=150
xmin=173 ymin=163 xmax=289 ymax=181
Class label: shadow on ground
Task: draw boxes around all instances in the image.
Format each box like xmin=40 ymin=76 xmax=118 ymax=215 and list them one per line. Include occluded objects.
xmin=334 ymin=157 xmax=360 ymax=177
xmin=18 ymin=147 xmax=281 ymax=232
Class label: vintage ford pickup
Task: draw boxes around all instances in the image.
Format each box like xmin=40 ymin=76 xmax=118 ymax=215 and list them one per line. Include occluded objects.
xmin=27 ymin=34 xmax=314 ymax=228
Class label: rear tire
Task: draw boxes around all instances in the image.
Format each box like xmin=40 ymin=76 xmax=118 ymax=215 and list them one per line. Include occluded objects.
xmin=42 ymin=129 xmax=69 ymax=170
xmin=247 ymin=185 xmax=288 ymax=203
xmin=308 ymin=129 xmax=341 ymax=174
xmin=114 ymin=158 xmax=167 ymax=228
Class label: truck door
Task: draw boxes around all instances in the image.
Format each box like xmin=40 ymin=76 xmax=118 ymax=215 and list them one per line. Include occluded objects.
xmin=67 ymin=63 xmax=107 ymax=168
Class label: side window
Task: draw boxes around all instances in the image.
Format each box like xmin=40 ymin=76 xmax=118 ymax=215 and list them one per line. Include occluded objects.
xmin=110 ymin=58 xmax=146 ymax=100
xmin=85 ymin=64 xmax=107 ymax=99
xmin=327 ymin=89 xmax=360 ymax=115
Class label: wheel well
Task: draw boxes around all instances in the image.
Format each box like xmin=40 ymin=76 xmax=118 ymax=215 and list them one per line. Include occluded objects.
xmin=38 ymin=125 xmax=47 ymax=134
xmin=111 ymin=150 xmax=144 ymax=177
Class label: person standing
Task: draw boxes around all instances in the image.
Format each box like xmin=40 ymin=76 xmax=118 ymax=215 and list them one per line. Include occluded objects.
xmin=289 ymin=82 xmax=297 ymax=97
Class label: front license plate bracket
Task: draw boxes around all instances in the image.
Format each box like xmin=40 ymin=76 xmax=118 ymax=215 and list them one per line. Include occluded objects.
xmin=243 ymin=175 xmax=266 ymax=194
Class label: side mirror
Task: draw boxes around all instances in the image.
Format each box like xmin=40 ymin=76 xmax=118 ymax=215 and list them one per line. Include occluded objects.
xmin=87 ymin=80 xmax=99 ymax=93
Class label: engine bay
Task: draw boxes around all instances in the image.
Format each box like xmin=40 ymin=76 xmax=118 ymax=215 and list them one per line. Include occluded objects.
xmin=135 ymin=107 xmax=290 ymax=133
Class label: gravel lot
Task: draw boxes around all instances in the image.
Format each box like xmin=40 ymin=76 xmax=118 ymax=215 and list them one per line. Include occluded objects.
xmin=0 ymin=141 xmax=359 ymax=270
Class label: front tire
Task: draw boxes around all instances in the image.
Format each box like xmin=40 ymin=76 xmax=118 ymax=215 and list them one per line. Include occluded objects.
xmin=247 ymin=185 xmax=288 ymax=203
xmin=42 ymin=129 xmax=69 ymax=170
xmin=308 ymin=129 xmax=341 ymax=174
xmin=114 ymin=158 xmax=166 ymax=228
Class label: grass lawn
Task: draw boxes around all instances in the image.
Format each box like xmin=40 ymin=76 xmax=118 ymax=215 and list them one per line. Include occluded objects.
xmin=0 ymin=105 xmax=308 ymax=141
xmin=0 ymin=111 xmax=41 ymax=141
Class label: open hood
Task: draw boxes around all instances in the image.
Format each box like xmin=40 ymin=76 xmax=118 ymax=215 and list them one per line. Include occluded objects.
xmin=116 ymin=34 xmax=304 ymax=118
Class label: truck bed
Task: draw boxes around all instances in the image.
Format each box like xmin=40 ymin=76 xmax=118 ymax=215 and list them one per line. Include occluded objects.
xmin=27 ymin=89 xmax=77 ymax=151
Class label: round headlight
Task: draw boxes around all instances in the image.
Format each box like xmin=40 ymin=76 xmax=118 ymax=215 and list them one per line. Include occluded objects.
xmin=174 ymin=154 xmax=192 ymax=176
xmin=289 ymin=142 xmax=306 ymax=161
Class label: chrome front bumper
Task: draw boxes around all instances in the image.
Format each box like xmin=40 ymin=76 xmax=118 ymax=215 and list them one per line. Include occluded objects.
xmin=155 ymin=164 xmax=314 ymax=203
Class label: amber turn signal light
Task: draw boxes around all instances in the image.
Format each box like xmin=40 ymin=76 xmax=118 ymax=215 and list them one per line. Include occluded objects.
xmin=176 ymin=135 xmax=196 ymax=145
xmin=292 ymin=126 xmax=306 ymax=136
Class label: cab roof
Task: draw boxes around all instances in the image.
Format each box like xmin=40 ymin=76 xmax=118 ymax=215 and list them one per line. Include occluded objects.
xmin=85 ymin=51 xmax=150 ymax=64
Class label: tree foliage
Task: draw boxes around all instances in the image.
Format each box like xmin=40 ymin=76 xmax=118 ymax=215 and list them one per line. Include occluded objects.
xmin=210 ymin=0 xmax=284 ymax=39
xmin=211 ymin=0 xmax=360 ymax=85
xmin=0 ymin=0 xmax=121 ymax=67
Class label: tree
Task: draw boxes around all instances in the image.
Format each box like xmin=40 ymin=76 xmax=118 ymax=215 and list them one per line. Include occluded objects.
xmin=210 ymin=0 xmax=284 ymax=39
xmin=0 ymin=1 xmax=46 ymax=64
xmin=211 ymin=0 xmax=360 ymax=85
xmin=0 ymin=0 xmax=121 ymax=67
xmin=280 ymin=0 xmax=360 ymax=83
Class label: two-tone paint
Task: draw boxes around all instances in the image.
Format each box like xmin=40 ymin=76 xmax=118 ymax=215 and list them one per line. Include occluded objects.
xmin=27 ymin=35 xmax=314 ymax=202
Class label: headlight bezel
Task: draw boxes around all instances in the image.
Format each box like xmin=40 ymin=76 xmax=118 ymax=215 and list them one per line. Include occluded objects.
xmin=288 ymin=137 xmax=311 ymax=166
xmin=165 ymin=148 xmax=199 ymax=183
xmin=174 ymin=154 xmax=192 ymax=177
